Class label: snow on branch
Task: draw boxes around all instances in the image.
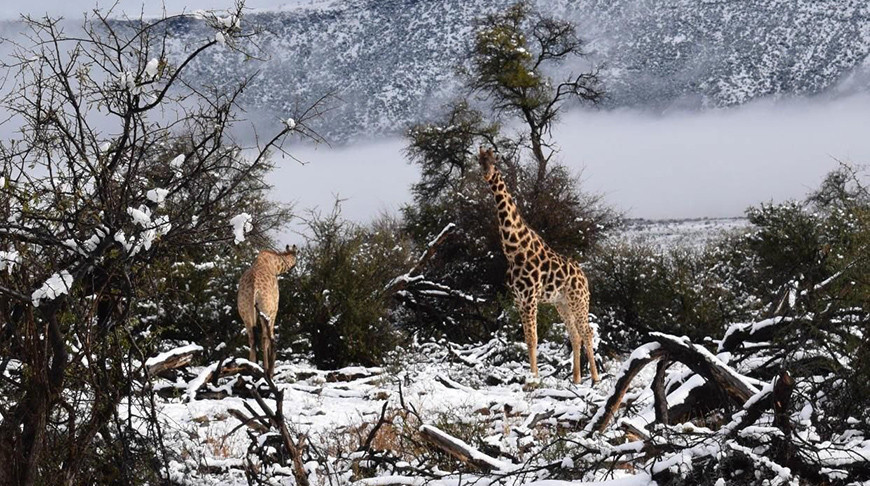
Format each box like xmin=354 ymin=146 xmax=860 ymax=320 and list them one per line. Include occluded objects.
xmin=585 ymin=342 xmax=665 ymax=434
xmin=587 ymin=332 xmax=761 ymax=434
xmin=419 ymin=424 xmax=513 ymax=472
xmin=31 ymin=270 xmax=74 ymax=307
xmin=718 ymin=316 xmax=792 ymax=352
xmin=145 ymin=344 xmax=203 ymax=377
xmin=383 ymin=223 xmax=456 ymax=296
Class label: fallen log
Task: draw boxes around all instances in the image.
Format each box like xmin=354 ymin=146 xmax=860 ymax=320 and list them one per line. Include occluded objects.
xmin=185 ymin=358 xmax=266 ymax=401
xmin=587 ymin=333 xmax=760 ymax=434
xmin=585 ymin=343 xmax=666 ymax=434
xmin=145 ymin=344 xmax=203 ymax=377
xmin=652 ymin=359 xmax=671 ymax=425
xmin=419 ymin=424 xmax=511 ymax=472
xmin=651 ymin=332 xmax=758 ymax=404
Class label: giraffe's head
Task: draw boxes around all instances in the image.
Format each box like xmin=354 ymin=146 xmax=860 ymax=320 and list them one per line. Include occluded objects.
xmin=277 ymin=244 xmax=298 ymax=273
xmin=478 ymin=147 xmax=497 ymax=183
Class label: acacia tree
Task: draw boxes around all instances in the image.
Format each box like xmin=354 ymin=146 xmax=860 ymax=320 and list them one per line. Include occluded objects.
xmin=469 ymin=1 xmax=603 ymax=194
xmin=400 ymin=3 xmax=615 ymax=339
xmin=0 ymin=4 xmax=322 ymax=484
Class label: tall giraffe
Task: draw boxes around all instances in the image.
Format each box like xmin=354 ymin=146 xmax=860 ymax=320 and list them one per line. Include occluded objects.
xmin=237 ymin=245 xmax=297 ymax=378
xmin=478 ymin=148 xmax=599 ymax=384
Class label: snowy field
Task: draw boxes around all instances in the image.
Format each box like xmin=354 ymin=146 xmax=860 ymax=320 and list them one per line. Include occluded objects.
xmin=152 ymin=336 xmax=652 ymax=486
xmin=144 ymin=219 xmax=868 ymax=485
xmin=615 ymin=218 xmax=749 ymax=250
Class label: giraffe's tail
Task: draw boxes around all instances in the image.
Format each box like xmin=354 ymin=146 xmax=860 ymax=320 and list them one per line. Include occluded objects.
xmin=253 ymin=302 xmax=270 ymax=366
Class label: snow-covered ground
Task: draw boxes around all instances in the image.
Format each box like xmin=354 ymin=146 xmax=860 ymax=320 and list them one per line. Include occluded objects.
xmin=149 ymin=325 xmax=870 ymax=485
xmin=144 ymin=218 xmax=868 ymax=485
xmin=615 ymin=217 xmax=749 ymax=250
xmin=152 ymin=336 xmax=650 ymax=486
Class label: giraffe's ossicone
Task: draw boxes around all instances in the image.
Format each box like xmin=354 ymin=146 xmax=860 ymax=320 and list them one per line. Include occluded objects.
xmin=237 ymin=245 xmax=298 ymax=378
xmin=478 ymin=147 xmax=599 ymax=385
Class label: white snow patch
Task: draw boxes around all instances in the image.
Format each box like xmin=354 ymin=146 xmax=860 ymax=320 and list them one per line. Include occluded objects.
xmin=144 ymin=58 xmax=160 ymax=79
xmin=128 ymin=205 xmax=152 ymax=227
xmin=146 ymin=188 xmax=169 ymax=205
xmin=230 ymin=213 xmax=253 ymax=244
xmin=0 ymin=249 xmax=19 ymax=274
xmin=32 ymin=270 xmax=74 ymax=307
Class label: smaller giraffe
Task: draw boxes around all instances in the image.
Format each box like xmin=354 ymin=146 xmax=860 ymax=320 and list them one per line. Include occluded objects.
xmin=478 ymin=147 xmax=599 ymax=385
xmin=237 ymin=245 xmax=298 ymax=378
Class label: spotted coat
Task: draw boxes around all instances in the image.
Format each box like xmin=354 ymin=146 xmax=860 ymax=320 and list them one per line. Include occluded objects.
xmin=237 ymin=246 xmax=297 ymax=377
xmin=479 ymin=148 xmax=599 ymax=384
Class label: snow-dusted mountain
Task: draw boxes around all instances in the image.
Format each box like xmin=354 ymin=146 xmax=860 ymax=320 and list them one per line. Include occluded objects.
xmin=159 ymin=0 xmax=870 ymax=142
xmin=6 ymin=0 xmax=869 ymax=142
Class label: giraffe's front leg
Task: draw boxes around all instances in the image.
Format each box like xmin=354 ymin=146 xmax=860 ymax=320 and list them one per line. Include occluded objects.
xmin=518 ymin=298 xmax=539 ymax=380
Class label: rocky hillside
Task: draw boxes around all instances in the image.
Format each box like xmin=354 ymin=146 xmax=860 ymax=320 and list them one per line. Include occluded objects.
xmin=10 ymin=0 xmax=870 ymax=141
xmin=168 ymin=0 xmax=870 ymax=141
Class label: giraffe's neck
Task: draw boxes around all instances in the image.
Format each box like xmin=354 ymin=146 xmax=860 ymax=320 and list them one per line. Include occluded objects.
xmin=488 ymin=168 xmax=534 ymax=260
xmin=256 ymin=251 xmax=292 ymax=275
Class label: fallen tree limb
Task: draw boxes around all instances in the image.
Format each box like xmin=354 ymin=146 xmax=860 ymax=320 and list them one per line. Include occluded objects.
xmin=419 ymin=424 xmax=511 ymax=472
xmin=652 ymin=359 xmax=671 ymax=426
xmin=227 ymin=408 xmax=269 ymax=434
xmin=650 ymin=332 xmax=758 ymax=404
xmin=585 ymin=343 xmax=666 ymax=434
xmin=587 ymin=333 xmax=761 ymax=434
xmin=245 ymin=376 xmax=310 ymax=486
xmin=145 ymin=344 xmax=202 ymax=377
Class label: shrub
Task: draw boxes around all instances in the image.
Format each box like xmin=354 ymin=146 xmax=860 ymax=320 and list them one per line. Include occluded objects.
xmin=279 ymin=204 xmax=411 ymax=368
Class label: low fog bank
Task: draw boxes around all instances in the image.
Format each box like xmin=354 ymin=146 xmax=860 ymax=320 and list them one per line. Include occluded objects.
xmin=557 ymin=94 xmax=870 ymax=219
xmin=271 ymin=93 xmax=870 ymax=238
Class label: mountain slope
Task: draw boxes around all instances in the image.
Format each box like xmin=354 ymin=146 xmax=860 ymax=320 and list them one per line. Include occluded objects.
xmin=12 ymin=0 xmax=870 ymax=142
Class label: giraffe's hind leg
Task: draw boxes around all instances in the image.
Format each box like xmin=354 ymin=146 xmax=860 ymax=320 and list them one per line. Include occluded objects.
xmin=517 ymin=297 xmax=540 ymax=379
xmin=267 ymin=311 xmax=278 ymax=377
xmin=246 ymin=323 xmax=257 ymax=363
xmin=576 ymin=302 xmax=599 ymax=384
xmin=567 ymin=284 xmax=598 ymax=385
xmin=555 ymin=299 xmax=583 ymax=384
xmin=584 ymin=330 xmax=599 ymax=384
xmin=257 ymin=312 xmax=273 ymax=378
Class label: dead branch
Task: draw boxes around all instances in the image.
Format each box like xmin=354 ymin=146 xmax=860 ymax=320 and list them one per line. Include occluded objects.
xmin=145 ymin=345 xmax=202 ymax=377
xmin=358 ymin=401 xmax=390 ymax=453
xmin=585 ymin=343 xmax=667 ymax=434
xmin=245 ymin=377 xmax=310 ymax=486
xmin=419 ymin=424 xmax=510 ymax=472
xmin=652 ymin=359 xmax=670 ymax=426
xmin=227 ymin=408 xmax=269 ymax=434
xmin=588 ymin=333 xmax=760 ymax=434
xmin=382 ymin=223 xmax=456 ymax=296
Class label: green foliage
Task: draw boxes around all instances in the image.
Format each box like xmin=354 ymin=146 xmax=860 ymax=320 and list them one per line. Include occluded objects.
xmin=279 ymin=204 xmax=411 ymax=368
xmin=402 ymin=103 xmax=617 ymax=340
xmin=469 ymin=1 xmax=601 ymax=120
xmin=588 ymin=239 xmax=757 ymax=353
xmin=397 ymin=2 xmax=613 ymax=342
xmin=589 ymin=163 xmax=870 ymax=438
xmin=473 ymin=3 xmax=542 ymax=102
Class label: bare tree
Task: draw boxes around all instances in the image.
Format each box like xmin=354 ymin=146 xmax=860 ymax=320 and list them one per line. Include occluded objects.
xmin=0 ymin=3 xmax=326 ymax=484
